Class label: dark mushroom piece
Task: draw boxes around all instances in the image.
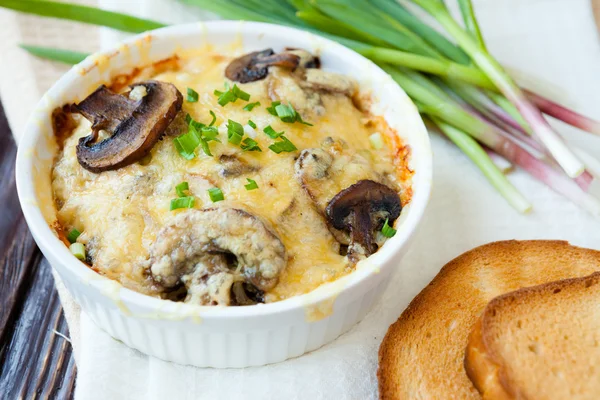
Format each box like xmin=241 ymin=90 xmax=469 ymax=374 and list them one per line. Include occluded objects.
xmin=73 ymin=80 xmax=183 ymax=172
xmin=225 ymin=48 xmax=301 ymax=83
xmin=284 ymin=47 xmax=321 ymax=68
xmin=150 ymin=208 xmax=287 ymax=306
xmin=231 ymin=281 xmax=265 ymax=306
xmin=218 ymin=154 xmax=260 ymax=178
xmin=325 ymin=180 xmax=401 ymax=263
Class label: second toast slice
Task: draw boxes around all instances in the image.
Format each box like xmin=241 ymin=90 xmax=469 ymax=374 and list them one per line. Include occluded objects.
xmin=465 ymin=271 xmax=600 ymax=400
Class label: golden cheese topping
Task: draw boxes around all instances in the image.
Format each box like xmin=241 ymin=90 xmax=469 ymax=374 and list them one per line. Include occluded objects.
xmin=51 ymin=48 xmax=411 ymax=304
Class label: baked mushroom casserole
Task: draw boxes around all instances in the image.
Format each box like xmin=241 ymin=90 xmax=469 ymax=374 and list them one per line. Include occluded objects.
xmin=51 ymin=47 xmax=413 ymax=306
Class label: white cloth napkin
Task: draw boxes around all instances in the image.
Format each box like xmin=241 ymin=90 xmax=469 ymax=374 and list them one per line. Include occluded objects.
xmin=2 ymin=1 xmax=600 ymax=399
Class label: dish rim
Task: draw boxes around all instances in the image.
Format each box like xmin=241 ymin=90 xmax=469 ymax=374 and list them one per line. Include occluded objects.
xmin=16 ymin=20 xmax=432 ymax=319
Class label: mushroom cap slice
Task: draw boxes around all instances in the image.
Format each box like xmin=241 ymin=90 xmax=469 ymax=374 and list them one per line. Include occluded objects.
xmin=225 ymin=48 xmax=300 ymax=83
xmin=150 ymin=207 xmax=287 ymax=294
xmin=73 ymin=80 xmax=183 ymax=172
xmin=325 ymin=180 xmax=401 ymax=262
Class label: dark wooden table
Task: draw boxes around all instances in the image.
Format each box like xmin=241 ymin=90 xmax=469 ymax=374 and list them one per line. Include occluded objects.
xmin=0 ymin=102 xmax=76 ymax=399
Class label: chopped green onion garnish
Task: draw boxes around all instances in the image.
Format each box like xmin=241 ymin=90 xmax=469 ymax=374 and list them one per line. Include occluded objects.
xmin=67 ymin=228 xmax=81 ymax=244
xmin=185 ymin=113 xmax=204 ymax=130
xmin=268 ymin=101 xmax=313 ymax=126
xmin=266 ymin=101 xmax=281 ymax=116
xmin=247 ymin=120 xmax=257 ymax=129
xmin=381 ymin=218 xmax=397 ymax=238
xmin=186 ymin=88 xmax=199 ymax=102
xmin=215 ymin=89 xmax=236 ymax=106
xmin=241 ymin=137 xmax=262 ymax=152
xmin=170 ymin=196 xmax=195 ymax=210
xmin=208 ymin=187 xmax=224 ymax=202
xmin=268 ymin=136 xmax=298 ymax=154
xmin=215 ymin=83 xmax=250 ymax=106
xmin=70 ymin=242 xmax=86 ymax=260
xmin=369 ymin=132 xmax=384 ymax=150
xmin=245 ymin=178 xmax=259 ymax=190
xmin=201 ymin=126 xmax=220 ymax=142
xmin=227 ymin=119 xmax=244 ymax=145
xmin=174 ymin=128 xmax=201 ymax=159
xmin=274 ymin=103 xmax=296 ymax=122
xmin=175 ymin=181 xmax=189 ymax=197
xmin=175 ymin=114 xmax=223 ymax=159
xmin=263 ymin=125 xmax=284 ymax=139
xmin=231 ymin=84 xmax=251 ymax=101
xmin=208 ymin=110 xmax=217 ymax=126
xmin=243 ymin=101 xmax=261 ymax=111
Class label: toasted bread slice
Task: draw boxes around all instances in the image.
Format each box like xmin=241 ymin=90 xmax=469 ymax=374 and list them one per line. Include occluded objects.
xmin=465 ymin=271 xmax=600 ymax=400
xmin=378 ymin=240 xmax=600 ymax=400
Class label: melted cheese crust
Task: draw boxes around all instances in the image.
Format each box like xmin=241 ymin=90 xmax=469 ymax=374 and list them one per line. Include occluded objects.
xmin=51 ymin=49 xmax=411 ymax=302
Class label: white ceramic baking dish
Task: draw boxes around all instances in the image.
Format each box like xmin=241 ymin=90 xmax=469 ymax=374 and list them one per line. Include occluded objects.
xmin=16 ymin=21 xmax=432 ymax=368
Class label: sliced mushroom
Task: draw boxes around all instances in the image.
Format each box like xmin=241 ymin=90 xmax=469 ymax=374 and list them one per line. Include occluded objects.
xmin=225 ymin=49 xmax=300 ymax=83
xmin=265 ymin=56 xmax=357 ymax=116
xmin=267 ymin=69 xmax=325 ymax=116
xmin=231 ymin=281 xmax=265 ymax=306
xmin=218 ymin=154 xmax=260 ymax=178
xmin=295 ymin=144 xmax=380 ymax=212
xmin=150 ymin=208 xmax=287 ymax=306
xmin=180 ymin=254 xmax=234 ymax=306
xmin=296 ymin=142 xmax=401 ymax=262
xmin=284 ymin=48 xmax=320 ymax=68
xmin=73 ymin=80 xmax=183 ymax=172
xmin=325 ymin=180 xmax=401 ymax=263
xmin=302 ymin=69 xmax=357 ymax=96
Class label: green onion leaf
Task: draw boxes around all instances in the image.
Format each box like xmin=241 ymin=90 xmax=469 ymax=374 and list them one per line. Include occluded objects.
xmin=201 ymin=126 xmax=220 ymax=142
xmin=227 ymin=119 xmax=244 ymax=145
xmin=198 ymin=138 xmax=213 ymax=156
xmin=215 ymin=89 xmax=237 ymax=106
xmin=275 ymin=103 xmax=296 ymax=122
xmin=297 ymin=114 xmax=313 ymax=126
xmin=231 ymin=84 xmax=251 ymax=101
xmin=186 ymin=88 xmax=199 ymax=102
xmin=70 ymin=242 xmax=86 ymax=260
xmin=381 ymin=218 xmax=397 ymax=238
xmin=241 ymin=138 xmax=262 ymax=152
xmin=268 ymin=136 xmax=298 ymax=154
xmin=208 ymin=187 xmax=224 ymax=202
xmin=247 ymin=120 xmax=257 ymax=129
xmin=174 ymin=128 xmax=201 ymax=160
xmin=270 ymin=101 xmax=313 ymax=125
xmin=263 ymin=125 xmax=284 ymax=139
xmin=266 ymin=101 xmax=281 ymax=116
xmin=185 ymin=113 xmax=205 ymax=130
xmin=243 ymin=101 xmax=261 ymax=111
xmin=67 ymin=228 xmax=81 ymax=244
xmin=170 ymin=196 xmax=195 ymax=210
xmin=175 ymin=181 xmax=189 ymax=197
xmin=19 ymin=44 xmax=88 ymax=65
xmin=214 ymin=83 xmax=250 ymax=106
xmin=245 ymin=178 xmax=259 ymax=190
xmin=1 ymin=0 xmax=165 ymax=33
xmin=208 ymin=110 xmax=217 ymax=126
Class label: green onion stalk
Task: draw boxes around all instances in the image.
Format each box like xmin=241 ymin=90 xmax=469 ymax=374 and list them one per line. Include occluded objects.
xmin=386 ymin=67 xmax=600 ymax=215
xmin=429 ymin=116 xmax=532 ymax=213
xmin=18 ymin=44 xmax=88 ymax=65
xmin=525 ymin=90 xmax=600 ymax=137
xmin=0 ymin=0 xmax=165 ymax=32
xmin=410 ymin=0 xmax=587 ymax=179
xmin=457 ymin=0 xmax=486 ymax=51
